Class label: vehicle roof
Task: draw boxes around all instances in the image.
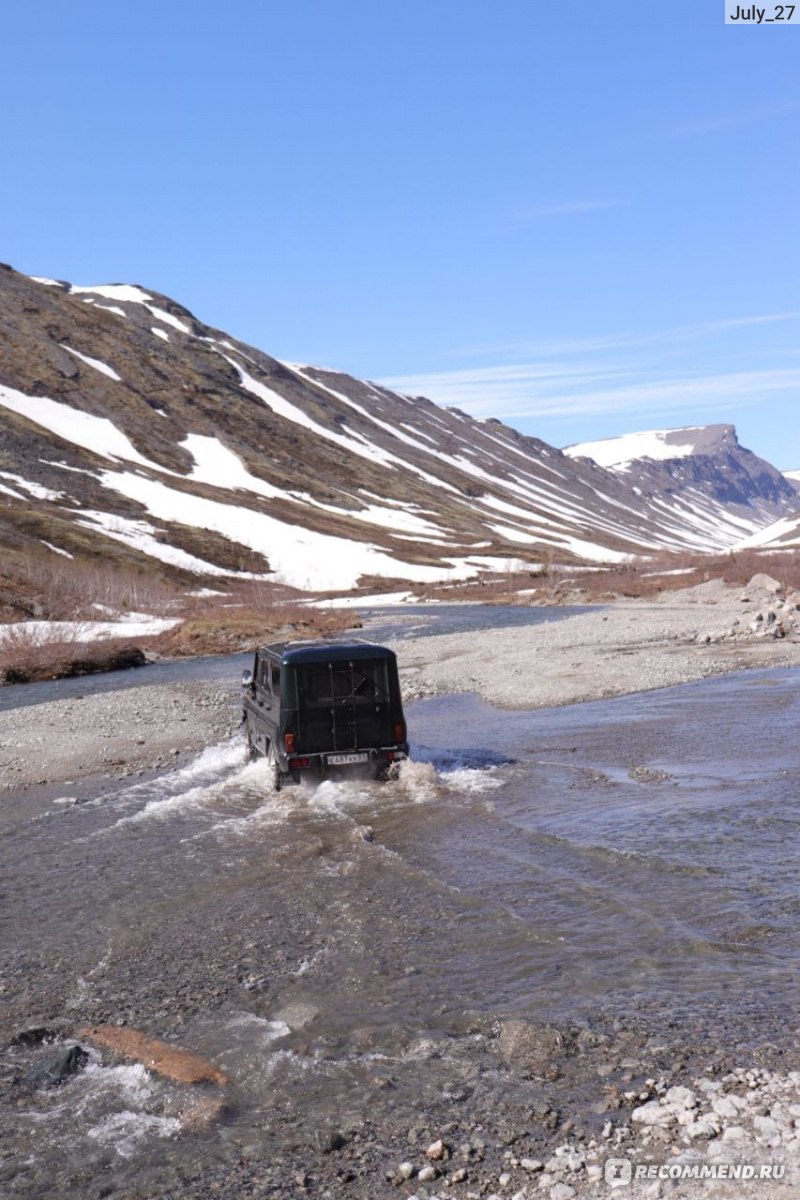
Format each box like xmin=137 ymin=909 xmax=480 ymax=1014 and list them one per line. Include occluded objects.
xmin=259 ymin=639 xmax=397 ymax=666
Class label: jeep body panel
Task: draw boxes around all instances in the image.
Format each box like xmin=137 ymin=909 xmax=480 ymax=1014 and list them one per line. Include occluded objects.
xmin=242 ymin=640 xmax=408 ymax=786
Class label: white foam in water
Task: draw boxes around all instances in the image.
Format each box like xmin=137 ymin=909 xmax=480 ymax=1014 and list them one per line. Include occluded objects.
xmin=397 ymin=758 xmax=439 ymax=802
xmin=80 ymin=1060 xmax=155 ymax=1104
xmin=27 ymin=1055 xmax=172 ymax=1158
xmin=227 ymin=1013 xmax=291 ymax=1043
xmin=439 ymin=765 xmax=504 ymax=794
xmin=87 ymin=1110 xmax=181 ymax=1158
xmin=106 ymin=739 xmax=249 ymax=828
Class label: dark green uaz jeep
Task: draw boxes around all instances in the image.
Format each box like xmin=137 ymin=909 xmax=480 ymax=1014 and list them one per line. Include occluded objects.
xmin=242 ymin=640 xmax=409 ymax=789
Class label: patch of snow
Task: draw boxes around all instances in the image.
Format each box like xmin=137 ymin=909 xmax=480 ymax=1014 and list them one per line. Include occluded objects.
xmin=310 ymin=591 xmax=416 ymax=608
xmin=0 ymin=384 xmax=163 ymax=470
xmin=564 ymin=428 xmax=704 ymax=469
xmin=70 ymin=283 xmax=154 ymax=304
xmin=228 ymin=358 xmax=401 ymax=471
xmin=182 ymin=434 xmax=285 ymax=499
xmin=487 ymin=523 xmax=539 ymax=544
xmin=97 ymin=468 xmax=477 ymax=591
xmin=39 ymin=459 xmax=98 ymax=477
xmin=0 ymin=471 xmax=63 ymax=501
xmin=61 ymin=345 xmax=122 ymax=381
xmin=0 ymin=481 xmax=25 ymax=500
xmin=78 ymin=510 xmax=239 ymax=577
xmin=0 ymin=613 xmax=180 ymax=645
xmin=733 ymin=514 xmax=800 ymax=550
xmin=641 ymin=567 xmax=697 ymax=577
xmin=30 ymin=275 xmax=62 ymax=287
xmin=461 ymin=555 xmax=531 ymax=572
xmin=146 ymin=305 xmax=191 ymax=333
xmin=95 ymin=305 xmax=128 ymax=318
xmin=550 ymin=535 xmax=631 ymax=564
xmin=280 ymin=364 xmax=463 ymax=494
xmin=151 ymin=327 xmax=170 ymax=342
xmin=300 ymin=494 xmax=446 ymax=537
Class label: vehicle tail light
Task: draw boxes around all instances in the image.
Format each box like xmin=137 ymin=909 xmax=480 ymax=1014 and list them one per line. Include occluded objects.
xmin=394 ymin=722 xmax=406 ymax=744
xmin=288 ymin=756 xmax=310 ymax=770
xmin=386 ymin=751 xmax=395 ymax=762
xmin=284 ymin=732 xmax=296 ymax=753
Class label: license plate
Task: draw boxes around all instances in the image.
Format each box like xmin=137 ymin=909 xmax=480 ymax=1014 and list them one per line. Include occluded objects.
xmin=327 ymin=752 xmax=369 ymax=766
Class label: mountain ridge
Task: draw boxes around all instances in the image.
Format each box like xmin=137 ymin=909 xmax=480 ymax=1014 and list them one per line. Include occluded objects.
xmin=1 ymin=265 xmax=797 ymax=594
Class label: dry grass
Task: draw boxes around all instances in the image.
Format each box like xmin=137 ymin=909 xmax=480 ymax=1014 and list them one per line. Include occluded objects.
xmin=147 ymin=598 xmax=354 ymax=658
xmin=561 ymin=549 xmax=800 ymax=603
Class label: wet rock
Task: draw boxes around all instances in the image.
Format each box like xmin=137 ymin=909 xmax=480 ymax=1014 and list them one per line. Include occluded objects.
xmin=80 ymin=1024 xmax=228 ymax=1085
xmin=10 ymin=1021 xmax=70 ymax=1046
xmin=497 ymin=1019 xmax=565 ymax=1072
xmin=181 ymin=1095 xmax=230 ymax=1131
xmin=711 ymin=1094 xmax=740 ymax=1120
xmin=274 ymin=1001 xmax=319 ymax=1029
xmin=23 ymin=1042 xmax=89 ymax=1088
xmin=663 ymin=1084 xmax=696 ymax=1109
xmin=425 ymin=1138 xmax=449 ymax=1161
xmin=315 ymin=1128 xmax=348 ymax=1153
xmin=631 ymin=1100 xmax=674 ymax=1127
xmin=743 ymin=573 xmax=783 ymax=598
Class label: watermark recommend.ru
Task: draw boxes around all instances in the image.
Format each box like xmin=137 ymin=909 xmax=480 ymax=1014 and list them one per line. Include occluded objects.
xmin=604 ymin=1158 xmax=786 ymax=1187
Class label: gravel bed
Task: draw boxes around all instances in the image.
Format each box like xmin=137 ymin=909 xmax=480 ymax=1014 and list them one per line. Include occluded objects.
xmin=0 ymin=681 xmax=239 ymax=793
xmin=396 ymin=578 xmax=800 ymax=707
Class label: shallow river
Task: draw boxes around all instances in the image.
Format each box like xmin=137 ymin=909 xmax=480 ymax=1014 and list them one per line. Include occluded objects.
xmin=3 ymin=605 xmax=800 ymax=1195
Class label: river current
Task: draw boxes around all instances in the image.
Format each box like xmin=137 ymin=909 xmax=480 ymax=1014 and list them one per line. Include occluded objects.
xmin=3 ymin=603 xmax=800 ymax=1194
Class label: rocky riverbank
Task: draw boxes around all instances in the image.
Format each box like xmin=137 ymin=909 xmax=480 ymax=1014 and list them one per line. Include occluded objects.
xmin=0 ymin=681 xmax=239 ymax=794
xmin=396 ymin=575 xmax=800 ymax=707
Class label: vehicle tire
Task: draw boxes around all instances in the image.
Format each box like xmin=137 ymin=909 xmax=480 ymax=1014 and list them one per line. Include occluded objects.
xmin=245 ymin=724 xmax=258 ymax=762
xmin=267 ymin=742 xmax=282 ymax=792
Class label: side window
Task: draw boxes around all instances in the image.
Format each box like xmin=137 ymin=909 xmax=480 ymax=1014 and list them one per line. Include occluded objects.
xmin=259 ymin=659 xmax=270 ymax=690
xmin=271 ymin=666 xmax=281 ymax=694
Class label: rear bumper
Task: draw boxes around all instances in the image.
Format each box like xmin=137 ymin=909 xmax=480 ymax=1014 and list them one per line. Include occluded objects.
xmin=283 ymin=746 xmax=409 ymax=776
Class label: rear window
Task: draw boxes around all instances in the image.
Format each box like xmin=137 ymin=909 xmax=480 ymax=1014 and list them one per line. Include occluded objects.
xmin=296 ymin=659 xmax=390 ymax=707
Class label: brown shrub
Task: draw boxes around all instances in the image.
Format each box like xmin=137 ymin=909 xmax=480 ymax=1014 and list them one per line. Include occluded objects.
xmin=0 ymin=623 xmax=148 ymax=684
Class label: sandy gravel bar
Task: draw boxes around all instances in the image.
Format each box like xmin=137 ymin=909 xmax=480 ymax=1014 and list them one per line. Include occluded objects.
xmin=0 ymin=681 xmax=239 ymax=793
xmin=396 ymin=578 xmax=800 ymax=708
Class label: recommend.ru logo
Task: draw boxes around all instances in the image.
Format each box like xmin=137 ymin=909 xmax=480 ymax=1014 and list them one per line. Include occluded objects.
xmin=605 ymin=1158 xmax=633 ymax=1187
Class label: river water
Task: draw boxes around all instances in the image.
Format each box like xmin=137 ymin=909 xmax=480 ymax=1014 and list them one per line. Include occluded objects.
xmin=3 ymin=604 xmax=800 ymax=1196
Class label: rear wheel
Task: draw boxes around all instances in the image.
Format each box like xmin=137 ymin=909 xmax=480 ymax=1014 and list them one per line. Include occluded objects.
xmin=245 ymin=724 xmax=258 ymax=762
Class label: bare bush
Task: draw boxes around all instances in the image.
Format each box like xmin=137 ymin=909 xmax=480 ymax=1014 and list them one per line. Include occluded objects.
xmin=0 ymin=622 xmax=149 ymax=684
xmin=11 ymin=549 xmax=183 ymax=621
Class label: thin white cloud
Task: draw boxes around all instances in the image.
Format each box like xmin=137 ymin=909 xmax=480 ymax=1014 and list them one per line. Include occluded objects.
xmin=380 ymin=312 xmax=800 ymax=436
xmin=449 ymin=311 xmax=800 ymax=363
xmin=381 ymin=366 xmax=800 ymax=423
xmin=671 ymin=99 xmax=800 ymax=137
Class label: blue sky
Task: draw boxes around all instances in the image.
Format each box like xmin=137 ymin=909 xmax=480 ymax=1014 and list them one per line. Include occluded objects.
xmin=3 ymin=1 xmax=799 ymax=465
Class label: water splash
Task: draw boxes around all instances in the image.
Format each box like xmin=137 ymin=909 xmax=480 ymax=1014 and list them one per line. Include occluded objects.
xmin=87 ymin=1110 xmax=181 ymax=1158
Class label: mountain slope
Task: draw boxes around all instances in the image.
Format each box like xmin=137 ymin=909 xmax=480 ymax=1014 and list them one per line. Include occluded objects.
xmin=1 ymin=266 xmax=797 ymax=592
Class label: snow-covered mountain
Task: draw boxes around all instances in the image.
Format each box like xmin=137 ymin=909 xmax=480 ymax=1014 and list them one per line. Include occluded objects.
xmin=565 ymin=424 xmax=793 ymax=515
xmin=565 ymin=426 xmax=738 ymax=469
xmin=1 ymin=265 xmax=797 ymax=593
xmin=783 ymin=469 xmax=800 ymax=495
